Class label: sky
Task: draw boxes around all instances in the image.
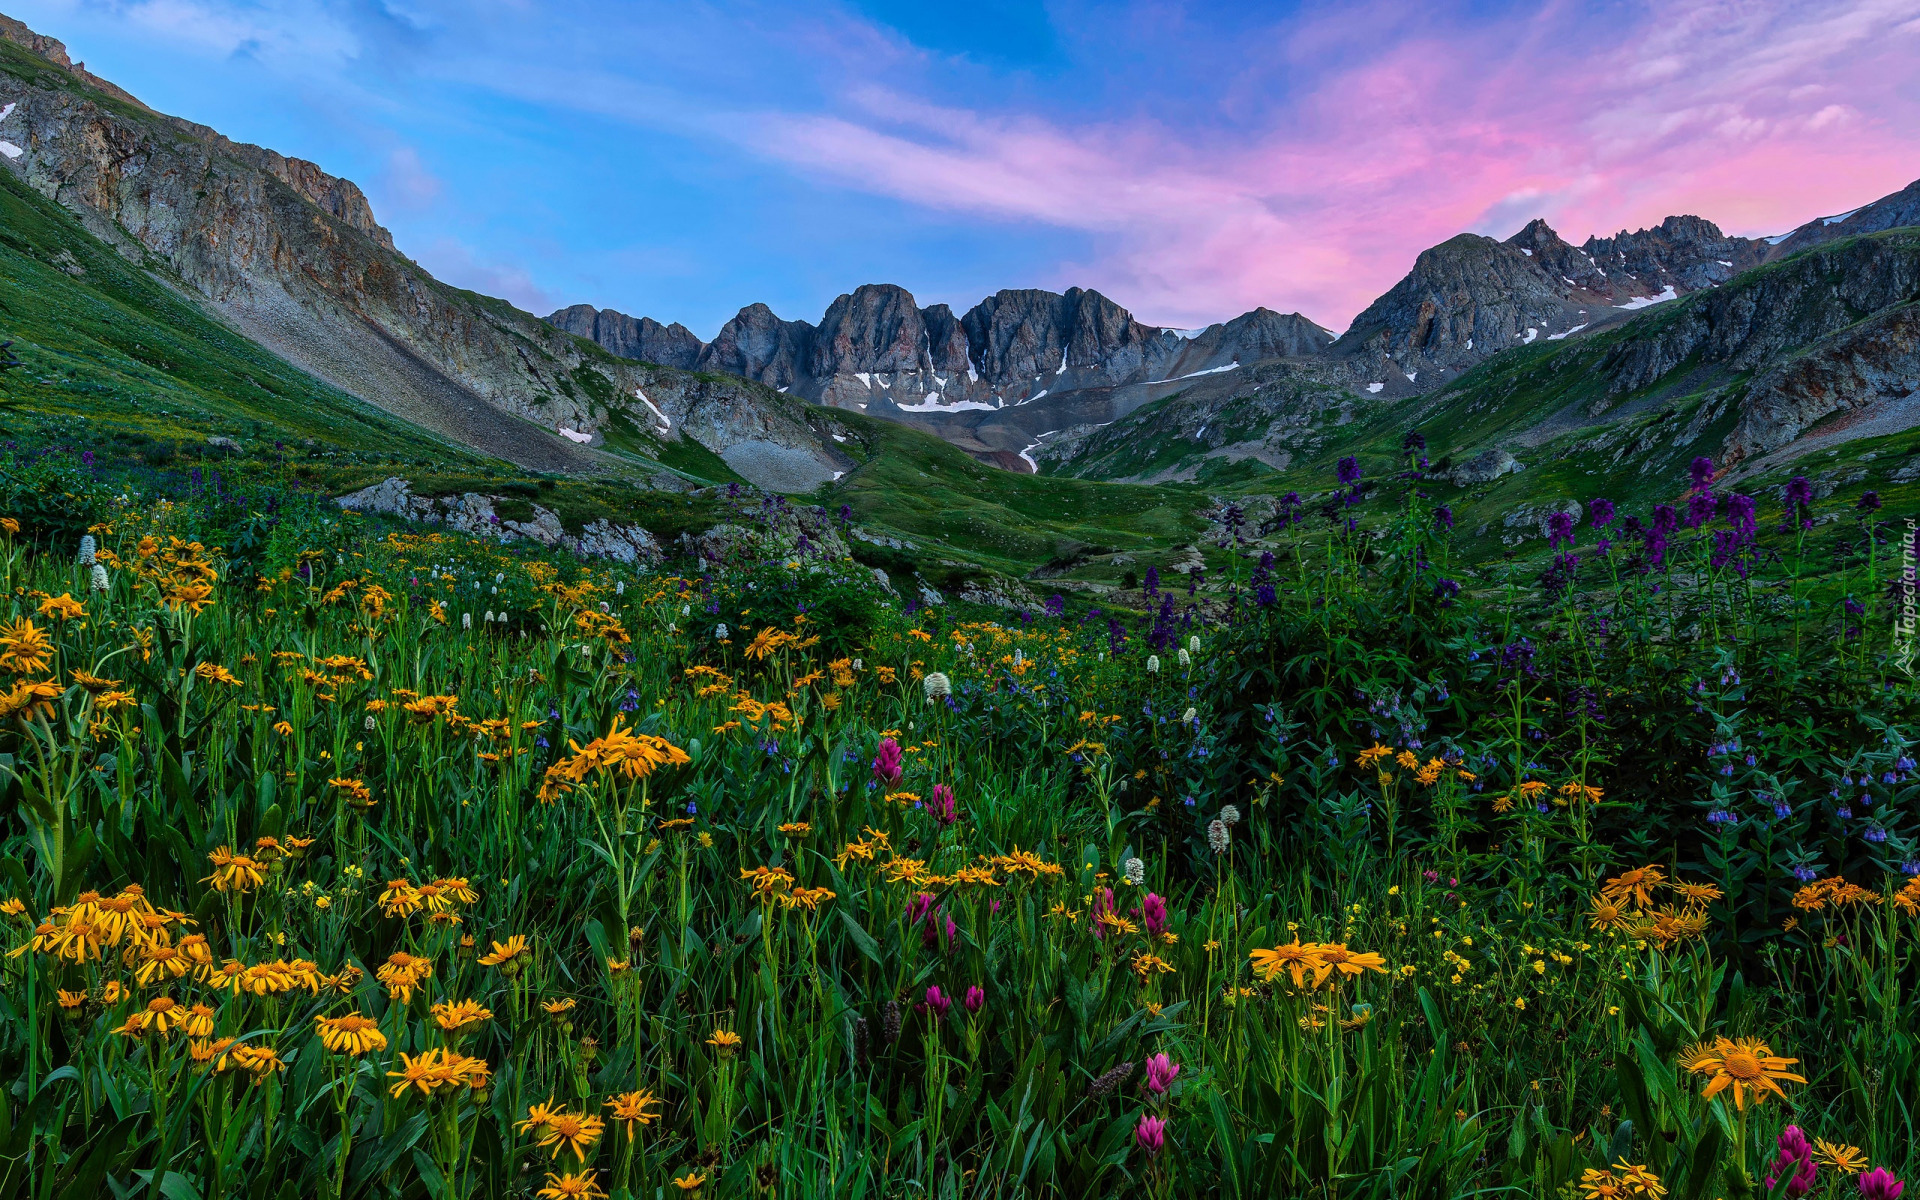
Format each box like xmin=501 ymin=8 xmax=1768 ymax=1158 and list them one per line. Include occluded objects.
xmin=6 ymin=0 xmax=1920 ymax=337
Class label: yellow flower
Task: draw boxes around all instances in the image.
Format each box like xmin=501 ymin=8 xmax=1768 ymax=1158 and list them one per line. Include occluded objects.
xmin=1814 ymin=1140 xmax=1868 ymax=1175
xmin=431 ymin=999 xmax=493 ymax=1034
xmin=314 ymin=1013 xmax=388 ymax=1055
xmin=537 ymin=1172 xmax=607 ymax=1200
xmin=671 ymin=1173 xmax=706 ymax=1193
xmin=604 ymin=1089 xmax=663 ymax=1140
xmin=1613 ymin=1160 xmax=1665 ymax=1198
xmin=529 ymin=1109 xmax=604 ymax=1162
xmin=706 ymin=1029 xmax=742 ymax=1055
xmin=36 ymin=593 xmax=86 ymax=624
xmin=1249 ymin=940 xmax=1324 ymax=988
xmin=478 ymin=935 xmax=530 ymax=968
xmin=0 ymin=616 xmax=55 ymax=674
xmin=1309 ymin=944 xmax=1388 ymax=986
xmin=1681 ymin=1036 xmax=1804 ymax=1110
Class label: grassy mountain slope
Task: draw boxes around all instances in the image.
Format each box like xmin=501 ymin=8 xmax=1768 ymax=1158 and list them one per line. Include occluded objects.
xmin=823 ymin=411 xmax=1206 ymax=575
xmin=0 ymin=161 xmax=477 ymax=467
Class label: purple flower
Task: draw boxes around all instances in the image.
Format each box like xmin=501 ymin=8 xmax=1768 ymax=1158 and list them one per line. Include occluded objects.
xmin=1650 ymin=504 xmax=1679 ymax=537
xmin=1588 ymin=497 xmax=1615 ymax=527
xmin=1336 ymin=455 xmax=1362 ymax=487
xmin=930 ymin=783 xmax=958 ymax=827
xmin=925 ymin=985 xmax=952 ymax=1020
xmin=1434 ymin=505 xmax=1453 ymax=531
xmin=1724 ymin=493 xmax=1756 ymax=536
xmin=963 ymin=985 xmax=984 ymax=1014
xmin=872 ymin=737 xmax=903 ymax=786
xmin=1144 ymin=1052 xmax=1181 ymax=1095
xmin=1689 ymin=455 xmax=1716 ymax=490
xmin=1141 ymin=892 xmax=1169 ymax=937
xmin=1685 ymin=490 xmax=1718 ymax=529
xmin=1134 ymin=1114 xmax=1167 ymax=1158
xmin=1546 ymin=511 xmax=1576 ymax=548
xmin=1860 ymin=1168 xmax=1905 ymax=1200
xmin=1859 ymin=490 xmax=1882 ymax=512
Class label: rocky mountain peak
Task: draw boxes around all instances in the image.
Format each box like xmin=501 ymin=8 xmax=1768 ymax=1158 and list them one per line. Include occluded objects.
xmin=547 ymin=305 xmax=703 ymax=369
xmin=699 ymin=303 xmax=816 ymax=391
xmin=810 ymin=284 xmax=929 ymax=378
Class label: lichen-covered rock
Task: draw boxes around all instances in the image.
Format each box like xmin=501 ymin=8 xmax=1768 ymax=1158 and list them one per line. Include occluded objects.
xmin=334 ymin=478 xmax=660 ymax=564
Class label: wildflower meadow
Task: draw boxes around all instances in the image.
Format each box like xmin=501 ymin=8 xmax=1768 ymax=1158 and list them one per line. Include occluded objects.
xmin=0 ymin=443 xmax=1914 ymax=1200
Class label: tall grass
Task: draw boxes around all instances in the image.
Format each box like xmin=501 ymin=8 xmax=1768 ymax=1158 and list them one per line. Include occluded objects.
xmin=0 ymin=446 xmax=1912 ymax=1200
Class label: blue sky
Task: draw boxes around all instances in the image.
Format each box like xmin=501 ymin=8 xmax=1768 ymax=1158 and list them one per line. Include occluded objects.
xmin=6 ymin=1 xmax=1919 ymax=337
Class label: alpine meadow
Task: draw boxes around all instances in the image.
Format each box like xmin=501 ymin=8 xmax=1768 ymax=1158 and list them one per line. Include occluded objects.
xmin=0 ymin=7 xmax=1917 ymax=1200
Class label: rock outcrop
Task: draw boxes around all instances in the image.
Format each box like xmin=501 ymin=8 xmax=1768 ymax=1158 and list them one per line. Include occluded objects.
xmin=334 ymin=477 xmax=665 ymax=564
xmin=547 ymin=306 xmax=702 ymax=369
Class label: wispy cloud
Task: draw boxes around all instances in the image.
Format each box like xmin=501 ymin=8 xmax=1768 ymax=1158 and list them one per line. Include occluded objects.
xmin=12 ymin=0 xmax=1920 ymax=331
xmin=719 ymin=0 xmax=1920 ymax=326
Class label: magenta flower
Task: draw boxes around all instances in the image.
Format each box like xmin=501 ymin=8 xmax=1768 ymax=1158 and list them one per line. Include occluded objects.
xmin=1143 ymin=1053 xmax=1181 ymax=1095
xmin=1689 ymin=455 xmax=1716 ymax=490
xmin=1090 ymin=887 xmax=1117 ymax=939
xmin=1861 ymin=1168 xmax=1905 ymax=1200
xmin=1141 ymin=893 xmax=1170 ymax=937
xmin=925 ymin=986 xmax=952 ymax=1020
xmin=906 ymin=893 xmax=937 ymax=924
xmin=964 ymin=985 xmax=984 ymax=1014
xmin=930 ymin=783 xmax=958 ymax=826
xmin=1766 ymin=1125 xmax=1816 ymax=1199
xmin=872 ymin=737 xmax=903 ymax=785
xmin=1135 ymin=1113 xmax=1167 ymax=1158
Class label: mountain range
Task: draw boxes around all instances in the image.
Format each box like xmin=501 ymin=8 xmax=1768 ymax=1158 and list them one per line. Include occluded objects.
xmin=551 ymin=179 xmax=1920 ymax=475
xmin=1 ymin=8 xmax=1916 ymax=511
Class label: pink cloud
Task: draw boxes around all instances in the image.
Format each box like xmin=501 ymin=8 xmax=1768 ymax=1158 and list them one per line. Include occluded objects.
xmin=733 ymin=0 xmax=1920 ymax=329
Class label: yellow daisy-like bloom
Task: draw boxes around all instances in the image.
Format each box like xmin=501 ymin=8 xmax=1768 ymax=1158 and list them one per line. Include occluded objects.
xmin=0 ymin=616 xmax=55 ymax=674
xmin=1587 ymin=895 xmax=1627 ymax=931
xmin=1814 ymin=1140 xmax=1868 ymax=1175
xmin=671 ymin=1173 xmax=706 ymax=1193
xmin=1601 ymin=865 xmax=1666 ymax=910
xmin=478 ymin=935 xmax=530 ymax=967
xmin=376 ymin=951 xmax=433 ymax=1003
xmin=537 ymin=1172 xmax=607 ymax=1200
xmin=604 ymin=1089 xmax=663 ymax=1140
xmin=190 ymin=1037 xmax=246 ymax=1073
xmin=1611 ymin=1160 xmax=1665 ymax=1198
xmin=232 ymin=1044 xmax=286 ymax=1078
xmin=431 ymin=999 xmax=493 ymax=1034
xmin=183 ymin=1003 xmax=217 ymax=1038
xmin=1681 ymin=1036 xmax=1805 ymax=1110
xmin=1354 ymin=743 xmax=1392 ymax=769
xmin=1579 ymin=1169 xmax=1629 ymax=1200
xmin=530 ymin=1110 xmax=605 ymax=1163
xmin=1309 ymin=944 xmax=1388 ymax=986
xmin=315 ymin=1013 xmax=388 ymax=1055
xmin=1249 ymin=940 xmax=1325 ymax=988
xmin=201 ymin=847 xmax=266 ymax=894
xmin=706 ymin=1029 xmax=742 ymax=1055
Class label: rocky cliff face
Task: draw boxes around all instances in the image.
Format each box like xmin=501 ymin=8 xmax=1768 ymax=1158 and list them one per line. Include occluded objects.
xmin=698 ymin=303 xmax=817 ymax=391
xmin=547 ymin=305 xmax=702 ymax=369
xmin=1332 ymin=233 xmax=1591 ymax=389
xmin=0 ymin=15 xmax=846 ymax=490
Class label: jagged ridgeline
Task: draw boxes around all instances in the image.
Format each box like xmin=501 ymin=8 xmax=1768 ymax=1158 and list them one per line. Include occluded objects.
xmin=0 ymin=6 xmax=1915 ymax=588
